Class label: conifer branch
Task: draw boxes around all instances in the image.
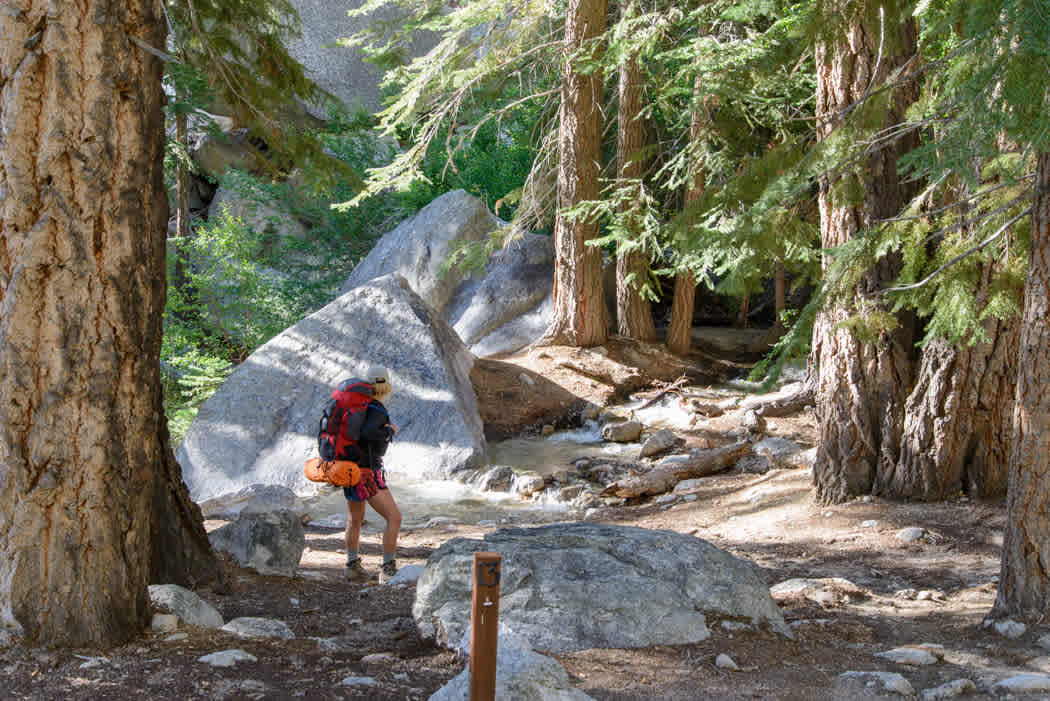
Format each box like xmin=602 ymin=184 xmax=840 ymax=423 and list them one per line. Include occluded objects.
xmin=881 ymin=207 xmax=1032 ymax=295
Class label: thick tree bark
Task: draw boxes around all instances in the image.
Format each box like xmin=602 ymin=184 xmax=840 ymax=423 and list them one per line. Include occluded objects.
xmin=544 ymin=0 xmax=608 ymax=347
xmin=665 ymin=75 xmax=706 ymax=357
xmin=614 ymin=36 xmax=656 ymax=342
xmin=0 ymin=0 xmax=216 ymax=647
xmin=889 ymin=288 xmax=1019 ymax=500
xmin=811 ymin=9 xmax=920 ymax=504
xmin=994 ymin=151 xmax=1050 ymax=620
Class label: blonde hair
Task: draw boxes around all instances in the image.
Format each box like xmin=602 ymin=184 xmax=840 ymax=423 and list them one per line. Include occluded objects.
xmin=364 ymin=366 xmax=391 ymax=400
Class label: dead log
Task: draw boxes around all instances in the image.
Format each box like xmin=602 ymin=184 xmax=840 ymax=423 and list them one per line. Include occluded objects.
xmin=739 ymin=387 xmax=815 ymax=418
xmin=600 ymin=441 xmax=751 ymax=498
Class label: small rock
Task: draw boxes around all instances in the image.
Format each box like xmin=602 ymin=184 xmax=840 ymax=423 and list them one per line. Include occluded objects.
xmin=639 ymin=428 xmax=679 ymax=458
xmin=720 ymin=621 xmax=752 ymax=632
xmin=519 ymin=373 xmax=536 ymax=387
xmin=221 ymin=617 xmax=295 ymax=640
xmin=361 ymin=652 xmax=399 ymax=664
xmin=875 ymin=646 xmax=939 ymax=666
xmin=541 ymin=424 xmax=555 ymax=436
xmin=715 ymin=653 xmax=739 ymax=670
xmin=514 ymin=472 xmax=547 ymax=497
xmin=654 ymin=494 xmax=677 ymax=505
xmin=683 ymin=494 xmax=697 ymax=502
xmin=995 ymin=673 xmax=1050 ymax=693
xmin=917 ymin=590 xmax=944 ymax=601
xmin=921 ymin=679 xmax=977 ymax=700
xmin=673 ymin=478 xmax=705 ymax=493
xmin=602 ymin=420 xmax=643 ymax=443
xmin=994 ymin=619 xmax=1027 ymax=639
xmin=861 ymin=520 xmax=878 ymax=528
xmin=198 ymin=649 xmax=258 ymax=667
xmin=736 ymin=454 xmax=772 ymax=474
xmin=897 ymin=527 xmax=925 ymax=543
xmin=894 ymin=589 xmax=918 ymax=600
xmin=164 ymin=633 xmax=189 ymax=642
xmin=383 ymin=564 xmax=424 ymax=585
xmin=839 ymin=671 xmax=915 ymax=696
xmin=1036 ymin=634 xmax=1050 ymax=651
xmin=151 ymin=613 xmax=179 ymax=633
xmin=340 ymin=676 xmax=378 ymax=687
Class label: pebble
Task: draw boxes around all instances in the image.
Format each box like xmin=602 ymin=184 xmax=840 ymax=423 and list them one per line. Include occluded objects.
xmin=921 ymin=679 xmax=977 ymax=700
xmin=715 ymin=653 xmax=739 ymax=670
xmin=1036 ymin=634 xmax=1050 ymax=651
xmin=861 ymin=520 xmax=878 ymax=528
xmin=164 ymin=633 xmax=189 ymax=642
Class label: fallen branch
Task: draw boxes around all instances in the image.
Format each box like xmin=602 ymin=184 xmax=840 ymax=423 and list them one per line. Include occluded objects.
xmin=635 ymin=375 xmax=689 ymax=410
xmin=740 ymin=387 xmax=815 ymax=418
xmin=600 ymin=441 xmax=751 ymax=498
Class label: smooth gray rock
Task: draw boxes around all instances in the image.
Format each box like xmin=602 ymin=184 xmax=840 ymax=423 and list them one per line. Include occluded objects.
xmin=286 ymin=0 xmax=437 ymax=116
xmin=198 ymin=484 xmax=305 ymax=522
xmin=340 ymin=190 xmax=503 ymax=311
xmin=446 ymin=232 xmax=555 ymax=356
xmin=753 ymin=437 xmax=806 ymax=468
xmin=340 ymin=191 xmax=554 ymax=357
xmin=921 ymin=678 xmax=976 ymax=700
xmin=413 ymin=523 xmax=790 ymax=655
xmin=838 ymin=671 xmax=915 ymax=697
xmin=148 ymin=584 xmax=224 ymax=629
xmin=198 ymin=649 xmax=258 ymax=667
xmin=208 ymin=509 xmax=305 ymax=577
xmin=177 ymin=274 xmax=487 ymax=500
xmin=221 ymin=617 xmax=296 ymax=640
xmin=429 ymin=629 xmax=594 ymax=701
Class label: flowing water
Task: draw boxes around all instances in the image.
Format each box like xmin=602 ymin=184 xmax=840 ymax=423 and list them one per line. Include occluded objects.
xmin=294 ymin=380 xmax=767 ymax=529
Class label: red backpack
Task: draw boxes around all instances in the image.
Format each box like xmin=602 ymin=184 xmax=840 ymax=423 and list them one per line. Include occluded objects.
xmin=317 ymin=378 xmax=373 ymax=462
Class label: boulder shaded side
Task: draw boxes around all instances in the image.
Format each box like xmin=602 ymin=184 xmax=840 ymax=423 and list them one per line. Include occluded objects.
xmin=177 ymin=274 xmax=487 ymax=501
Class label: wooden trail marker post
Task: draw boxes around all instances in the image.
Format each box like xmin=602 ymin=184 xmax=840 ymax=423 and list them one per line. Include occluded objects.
xmin=470 ymin=551 xmax=501 ymax=701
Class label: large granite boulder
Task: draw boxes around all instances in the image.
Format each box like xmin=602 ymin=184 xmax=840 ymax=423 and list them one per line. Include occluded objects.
xmin=176 ymin=274 xmax=487 ymax=501
xmin=341 ymin=190 xmax=554 ymax=357
xmin=413 ymin=523 xmax=791 ymax=655
xmin=286 ymin=0 xmax=438 ymax=117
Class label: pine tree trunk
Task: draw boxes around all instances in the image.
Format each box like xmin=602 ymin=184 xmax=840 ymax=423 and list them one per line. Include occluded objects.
xmin=172 ymin=100 xmax=192 ymax=291
xmin=812 ymin=10 xmax=920 ymax=504
xmin=544 ymin=0 xmax=608 ymax=347
xmin=615 ymin=32 xmax=656 ymax=342
xmin=889 ymin=277 xmax=1020 ymax=500
xmin=994 ymin=151 xmax=1050 ymax=620
xmin=666 ymin=272 xmax=696 ymax=355
xmin=735 ymin=292 xmax=750 ymax=328
xmin=0 ymin=0 xmax=216 ymax=647
xmin=666 ymin=73 xmax=706 ymax=356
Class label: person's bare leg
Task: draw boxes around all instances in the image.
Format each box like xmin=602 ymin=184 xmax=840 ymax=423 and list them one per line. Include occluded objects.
xmin=366 ymin=489 xmax=402 ymax=557
xmin=345 ymin=500 xmax=366 ymax=557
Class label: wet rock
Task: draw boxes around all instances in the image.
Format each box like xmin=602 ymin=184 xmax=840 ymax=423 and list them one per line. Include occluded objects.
xmin=639 ymin=429 xmax=679 ymax=458
xmin=514 ymin=472 xmax=547 ymax=497
xmin=477 ymin=465 xmax=515 ymax=492
xmin=602 ymin=420 xmax=643 ymax=443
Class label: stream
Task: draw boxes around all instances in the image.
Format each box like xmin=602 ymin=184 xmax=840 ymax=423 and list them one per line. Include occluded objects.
xmin=297 ymin=379 xmax=767 ymax=531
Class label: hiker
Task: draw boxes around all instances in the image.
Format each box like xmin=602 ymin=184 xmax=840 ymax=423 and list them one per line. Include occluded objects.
xmin=343 ymin=367 xmax=403 ymax=584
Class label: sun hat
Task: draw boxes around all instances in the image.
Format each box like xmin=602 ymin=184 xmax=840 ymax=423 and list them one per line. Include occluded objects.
xmin=364 ymin=365 xmax=391 ymax=398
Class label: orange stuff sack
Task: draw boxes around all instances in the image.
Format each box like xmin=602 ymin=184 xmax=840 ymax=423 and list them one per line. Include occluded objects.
xmin=304 ymin=457 xmax=361 ymax=487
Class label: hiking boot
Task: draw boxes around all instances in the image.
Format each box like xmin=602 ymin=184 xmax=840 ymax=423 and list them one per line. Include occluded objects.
xmin=379 ymin=560 xmax=398 ymax=584
xmin=344 ymin=559 xmax=375 ymax=584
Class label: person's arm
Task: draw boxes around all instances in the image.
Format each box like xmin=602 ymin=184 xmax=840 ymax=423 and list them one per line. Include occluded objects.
xmin=360 ymin=404 xmax=394 ymax=442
